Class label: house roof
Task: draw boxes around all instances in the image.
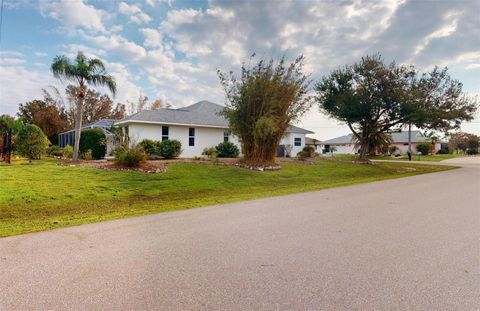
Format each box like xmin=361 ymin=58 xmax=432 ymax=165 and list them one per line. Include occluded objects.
xmin=305 ymin=137 xmax=321 ymax=145
xmin=322 ymin=130 xmax=432 ymax=145
xmin=59 ymin=119 xmax=116 ymax=136
xmin=117 ymin=100 xmax=313 ymax=134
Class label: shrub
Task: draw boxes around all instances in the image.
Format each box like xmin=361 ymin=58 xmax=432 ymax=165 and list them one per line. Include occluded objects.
xmin=114 ymin=144 xmax=146 ymax=167
xmin=81 ymin=149 xmax=93 ymax=161
xmin=158 ymin=139 xmax=182 ymax=159
xmin=202 ymin=147 xmax=217 ymax=158
xmin=138 ymin=139 xmax=160 ymax=156
xmin=297 ymin=145 xmax=315 ymax=158
xmin=63 ymin=145 xmax=74 ymax=159
xmin=466 ymin=148 xmax=478 ymax=155
xmin=16 ymin=124 xmax=48 ymax=163
xmin=215 ymin=141 xmax=239 ymax=158
xmin=47 ymin=145 xmax=63 ymax=157
xmin=416 ymin=143 xmax=430 ymax=155
xmin=79 ymin=129 xmax=106 ymax=159
xmin=388 ymin=146 xmax=398 ymax=155
xmin=437 ymin=148 xmax=449 ymax=154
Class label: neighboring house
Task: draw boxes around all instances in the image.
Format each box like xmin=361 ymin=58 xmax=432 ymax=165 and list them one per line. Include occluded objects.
xmin=116 ymin=101 xmax=314 ymax=158
xmin=58 ymin=119 xmax=117 ymax=155
xmin=321 ymin=130 xmax=441 ymax=155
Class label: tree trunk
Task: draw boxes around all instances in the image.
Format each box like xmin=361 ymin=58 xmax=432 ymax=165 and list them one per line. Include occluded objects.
xmin=359 ymin=133 xmax=369 ymax=160
xmin=72 ymin=87 xmax=85 ymax=162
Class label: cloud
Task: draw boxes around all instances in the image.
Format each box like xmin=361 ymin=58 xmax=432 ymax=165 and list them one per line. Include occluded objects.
xmin=119 ymin=2 xmax=152 ymax=24
xmin=466 ymin=64 xmax=480 ymax=70
xmin=34 ymin=52 xmax=48 ymax=57
xmin=39 ymin=0 xmax=110 ymax=34
xmin=0 ymin=66 xmax=59 ymax=115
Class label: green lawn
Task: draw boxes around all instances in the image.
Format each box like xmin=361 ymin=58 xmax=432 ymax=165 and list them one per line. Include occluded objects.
xmin=331 ymin=154 xmax=460 ymax=162
xmin=0 ymin=157 xmax=456 ymax=237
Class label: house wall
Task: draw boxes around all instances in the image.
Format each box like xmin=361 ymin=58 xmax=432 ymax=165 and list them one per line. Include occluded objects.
xmin=127 ymin=123 xmax=240 ymax=158
xmin=393 ymin=142 xmax=441 ymax=154
xmin=127 ymin=123 xmax=308 ymax=158
xmin=321 ymin=144 xmax=357 ymax=154
xmin=279 ymin=133 xmax=307 ymax=156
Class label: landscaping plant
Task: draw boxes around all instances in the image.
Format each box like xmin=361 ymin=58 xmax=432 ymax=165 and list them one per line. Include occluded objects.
xmin=16 ymin=124 xmax=48 ymax=164
xmin=63 ymin=145 xmax=74 ymax=159
xmin=139 ymin=139 xmax=160 ymax=156
xmin=79 ymin=129 xmax=106 ymax=159
xmin=51 ymin=52 xmax=116 ymax=162
xmin=114 ymin=144 xmax=146 ymax=167
xmin=215 ymin=141 xmax=239 ymax=158
xmin=158 ymin=139 xmax=182 ymax=159
xmin=218 ymin=55 xmax=311 ymax=166
xmin=416 ymin=143 xmax=430 ymax=155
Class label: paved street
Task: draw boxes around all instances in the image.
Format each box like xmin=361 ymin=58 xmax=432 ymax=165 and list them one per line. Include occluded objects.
xmin=1 ymin=158 xmax=479 ymax=310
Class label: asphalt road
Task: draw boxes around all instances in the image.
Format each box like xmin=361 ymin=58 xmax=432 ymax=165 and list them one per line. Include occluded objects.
xmin=1 ymin=158 xmax=479 ymax=310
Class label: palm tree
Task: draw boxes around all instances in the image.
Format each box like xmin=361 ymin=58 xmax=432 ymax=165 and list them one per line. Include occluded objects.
xmin=51 ymin=52 xmax=116 ymax=162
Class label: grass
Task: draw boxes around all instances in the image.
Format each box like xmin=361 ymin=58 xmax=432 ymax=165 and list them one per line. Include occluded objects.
xmin=0 ymin=157 xmax=456 ymax=237
xmin=331 ymin=153 xmax=461 ymax=162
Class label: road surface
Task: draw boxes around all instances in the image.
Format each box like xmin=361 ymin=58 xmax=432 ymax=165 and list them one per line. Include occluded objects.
xmin=1 ymin=157 xmax=479 ymax=310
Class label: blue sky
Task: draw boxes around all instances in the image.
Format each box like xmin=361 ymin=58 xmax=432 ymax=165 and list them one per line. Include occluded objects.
xmin=0 ymin=0 xmax=479 ymax=139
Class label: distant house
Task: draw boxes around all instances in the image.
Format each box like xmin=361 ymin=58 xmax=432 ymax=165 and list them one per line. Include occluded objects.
xmin=58 ymin=119 xmax=117 ymax=155
xmin=321 ymin=130 xmax=441 ymax=155
xmin=116 ymin=100 xmax=314 ymax=158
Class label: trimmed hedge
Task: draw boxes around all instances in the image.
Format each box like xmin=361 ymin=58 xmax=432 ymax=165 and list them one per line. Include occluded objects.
xmin=138 ymin=139 xmax=160 ymax=156
xmin=16 ymin=124 xmax=48 ymax=162
xmin=79 ymin=129 xmax=106 ymax=159
xmin=215 ymin=141 xmax=239 ymax=158
xmin=416 ymin=143 xmax=430 ymax=155
xmin=158 ymin=139 xmax=182 ymax=159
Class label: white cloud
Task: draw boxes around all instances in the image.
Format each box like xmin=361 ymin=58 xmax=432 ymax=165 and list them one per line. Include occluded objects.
xmin=0 ymin=66 xmax=59 ymax=115
xmin=39 ymin=0 xmax=109 ymax=34
xmin=119 ymin=2 xmax=152 ymax=24
xmin=466 ymin=64 xmax=480 ymax=70
xmin=34 ymin=52 xmax=48 ymax=57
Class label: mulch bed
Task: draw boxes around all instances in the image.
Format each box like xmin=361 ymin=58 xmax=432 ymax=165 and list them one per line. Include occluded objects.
xmin=58 ymin=160 xmax=168 ymax=174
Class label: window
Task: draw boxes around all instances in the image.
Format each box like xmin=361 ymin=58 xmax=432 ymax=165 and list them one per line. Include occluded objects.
xmin=224 ymin=131 xmax=229 ymax=142
xmin=162 ymin=126 xmax=169 ymax=141
xmin=294 ymin=137 xmax=302 ymax=146
xmin=189 ymin=128 xmax=195 ymax=146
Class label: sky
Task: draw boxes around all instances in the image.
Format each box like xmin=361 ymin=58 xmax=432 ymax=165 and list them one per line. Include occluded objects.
xmin=0 ymin=0 xmax=479 ymax=140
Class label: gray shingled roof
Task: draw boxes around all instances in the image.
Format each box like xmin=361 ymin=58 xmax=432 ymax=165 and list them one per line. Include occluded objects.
xmin=322 ymin=131 xmax=431 ymax=144
xmin=117 ymin=101 xmax=313 ymax=134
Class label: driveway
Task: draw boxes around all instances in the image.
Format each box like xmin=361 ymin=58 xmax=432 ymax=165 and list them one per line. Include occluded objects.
xmin=1 ymin=158 xmax=479 ymax=310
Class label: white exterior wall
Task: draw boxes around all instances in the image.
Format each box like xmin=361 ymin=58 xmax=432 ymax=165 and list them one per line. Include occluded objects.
xmin=280 ymin=133 xmax=306 ymax=156
xmin=393 ymin=142 xmax=441 ymax=155
xmin=127 ymin=123 xmax=240 ymax=158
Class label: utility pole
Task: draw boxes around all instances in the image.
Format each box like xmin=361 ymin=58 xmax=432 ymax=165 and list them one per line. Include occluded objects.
xmin=407 ymin=123 xmax=412 ymax=161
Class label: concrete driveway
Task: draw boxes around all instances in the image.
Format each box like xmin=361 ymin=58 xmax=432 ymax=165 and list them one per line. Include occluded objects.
xmin=1 ymin=158 xmax=479 ymax=310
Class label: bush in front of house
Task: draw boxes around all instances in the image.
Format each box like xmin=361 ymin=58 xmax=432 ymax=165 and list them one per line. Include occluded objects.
xmin=114 ymin=144 xmax=146 ymax=167
xmin=202 ymin=147 xmax=217 ymax=158
xmin=215 ymin=141 xmax=239 ymax=158
xmin=79 ymin=129 xmax=106 ymax=159
xmin=388 ymin=146 xmax=398 ymax=155
xmin=47 ymin=145 xmax=63 ymax=157
xmin=158 ymin=139 xmax=182 ymax=159
xmin=138 ymin=139 xmax=160 ymax=156
xmin=63 ymin=145 xmax=74 ymax=159
xmin=416 ymin=143 xmax=430 ymax=155
xmin=297 ymin=145 xmax=315 ymax=158
xmin=16 ymin=124 xmax=48 ymax=163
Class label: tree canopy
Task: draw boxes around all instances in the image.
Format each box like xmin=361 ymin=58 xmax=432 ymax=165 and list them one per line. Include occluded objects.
xmin=218 ymin=55 xmax=312 ymax=165
xmin=315 ymin=54 xmax=415 ymax=159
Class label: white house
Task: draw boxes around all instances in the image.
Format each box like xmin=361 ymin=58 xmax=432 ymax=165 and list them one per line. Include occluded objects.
xmin=321 ymin=131 xmax=441 ymax=155
xmin=116 ymin=101 xmax=314 ymax=158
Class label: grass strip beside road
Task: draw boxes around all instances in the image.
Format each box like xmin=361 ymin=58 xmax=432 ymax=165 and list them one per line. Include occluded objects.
xmin=0 ymin=158 xmax=456 ymax=237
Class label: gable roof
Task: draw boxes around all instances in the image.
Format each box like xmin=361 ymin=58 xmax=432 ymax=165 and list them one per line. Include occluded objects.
xmin=322 ymin=131 xmax=431 ymax=145
xmin=117 ymin=100 xmax=313 ymax=134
